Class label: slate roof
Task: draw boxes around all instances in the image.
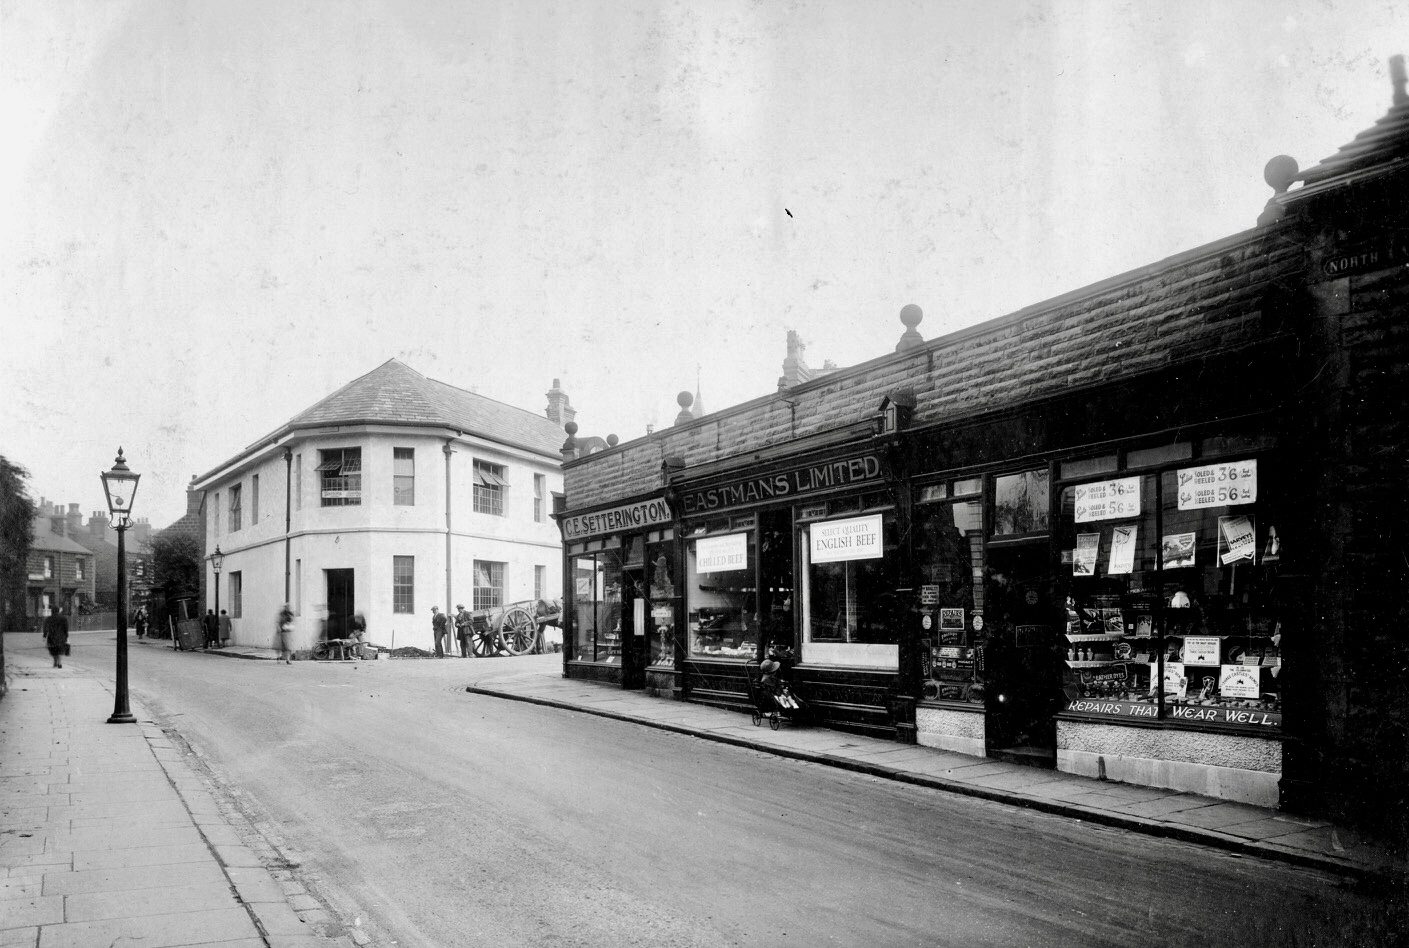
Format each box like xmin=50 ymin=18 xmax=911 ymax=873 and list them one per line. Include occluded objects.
xmin=274 ymin=359 xmax=565 ymax=458
xmin=1296 ymin=54 xmax=1409 ymax=191
xmin=30 ymin=526 xmax=94 ymax=556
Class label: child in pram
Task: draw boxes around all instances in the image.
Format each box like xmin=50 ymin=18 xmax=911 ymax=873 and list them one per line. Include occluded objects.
xmin=760 ymin=645 xmax=804 ymax=712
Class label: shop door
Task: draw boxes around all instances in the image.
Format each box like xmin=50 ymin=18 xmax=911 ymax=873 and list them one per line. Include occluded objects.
xmin=984 ymin=542 xmax=1060 ymax=765
xmin=621 ymin=567 xmax=647 ymax=689
xmin=325 ymin=569 xmax=354 ymax=640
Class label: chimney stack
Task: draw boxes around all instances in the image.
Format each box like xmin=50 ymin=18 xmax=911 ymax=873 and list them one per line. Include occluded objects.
xmin=545 ymin=379 xmax=577 ymax=428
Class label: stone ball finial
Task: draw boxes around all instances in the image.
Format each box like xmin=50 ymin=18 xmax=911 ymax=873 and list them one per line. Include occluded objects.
xmin=677 ymin=391 xmax=693 ymax=409
xmin=896 ymin=304 xmax=924 ymax=353
xmin=564 ymin=421 xmax=579 ymax=436
xmin=1264 ymin=155 xmax=1299 ymax=195
xmin=607 ymin=434 xmax=619 ymax=447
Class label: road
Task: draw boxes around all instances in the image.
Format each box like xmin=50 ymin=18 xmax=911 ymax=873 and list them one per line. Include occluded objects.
xmin=27 ymin=631 xmax=1396 ymax=948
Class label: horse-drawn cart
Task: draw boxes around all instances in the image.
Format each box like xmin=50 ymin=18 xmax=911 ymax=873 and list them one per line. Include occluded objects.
xmin=466 ymin=598 xmax=562 ymax=657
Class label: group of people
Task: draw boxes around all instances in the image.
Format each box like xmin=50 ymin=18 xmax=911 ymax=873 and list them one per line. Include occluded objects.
xmin=430 ymin=604 xmax=477 ymax=657
xmin=201 ymin=609 xmax=233 ymax=650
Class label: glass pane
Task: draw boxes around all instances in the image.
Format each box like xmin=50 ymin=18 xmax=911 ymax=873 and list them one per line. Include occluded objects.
xmin=687 ymin=532 xmax=756 ymax=658
xmin=646 ymin=540 xmax=677 ymax=666
xmin=801 ymin=516 xmax=900 ymax=668
xmin=572 ymin=555 xmax=598 ymax=662
xmin=994 ymin=469 xmax=1049 ymax=535
xmin=915 ymin=500 xmax=985 ymax=701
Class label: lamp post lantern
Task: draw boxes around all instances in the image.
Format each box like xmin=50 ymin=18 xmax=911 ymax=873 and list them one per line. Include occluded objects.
xmin=100 ymin=447 xmax=140 ymax=725
xmin=211 ymin=545 xmax=223 ymax=632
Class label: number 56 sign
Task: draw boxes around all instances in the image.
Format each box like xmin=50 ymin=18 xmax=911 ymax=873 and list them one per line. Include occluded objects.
xmin=1176 ymin=460 xmax=1258 ymax=510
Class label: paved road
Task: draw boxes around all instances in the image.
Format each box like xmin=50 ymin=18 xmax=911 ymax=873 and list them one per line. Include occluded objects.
xmin=48 ymin=632 xmax=1392 ymax=948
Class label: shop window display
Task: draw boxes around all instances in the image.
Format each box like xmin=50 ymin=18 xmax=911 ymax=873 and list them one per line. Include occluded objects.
xmin=687 ymin=528 xmax=757 ymax=659
xmin=572 ymin=548 xmax=623 ymax=663
xmin=646 ymin=536 xmax=678 ymax=666
xmin=800 ymin=511 xmax=900 ymax=668
xmin=914 ymin=491 xmax=986 ymax=703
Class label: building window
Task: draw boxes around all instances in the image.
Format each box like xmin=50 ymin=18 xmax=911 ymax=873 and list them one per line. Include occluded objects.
xmin=229 ymin=484 xmax=243 ymax=532
xmin=229 ymin=571 xmax=243 ymax=619
xmin=214 ymin=492 xmax=220 ymax=536
xmin=534 ymin=565 xmax=546 ymax=600
xmin=473 ymin=560 xmax=505 ymax=611
xmin=799 ymin=510 xmax=901 ymax=669
xmin=686 ymin=526 xmax=757 ymax=659
xmin=914 ymin=484 xmax=986 ymax=704
xmin=252 ymin=474 xmax=260 ymax=524
xmin=473 ymin=461 xmax=506 ymax=516
xmin=75 ymin=558 xmax=85 ymax=581
xmin=295 ymin=559 xmax=302 ymax=616
xmin=295 ymin=454 xmax=302 ymax=511
xmin=317 ymin=447 xmax=362 ymax=506
xmin=393 ymin=448 xmax=415 ymax=506
xmin=44 ymin=556 xmax=53 ymax=579
xmin=392 ymin=556 xmax=414 ymax=613
xmin=534 ymin=474 xmax=546 ymax=522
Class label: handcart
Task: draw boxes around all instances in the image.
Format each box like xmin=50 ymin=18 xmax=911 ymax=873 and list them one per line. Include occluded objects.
xmin=467 ymin=598 xmax=563 ymax=657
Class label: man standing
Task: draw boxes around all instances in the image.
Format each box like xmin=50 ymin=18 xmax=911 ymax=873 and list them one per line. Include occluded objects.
xmin=202 ymin=609 xmax=219 ymax=649
xmin=44 ymin=606 xmax=69 ymax=668
xmin=217 ymin=609 xmax=233 ymax=647
xmin=455 ymin=604 xmax=472 ymax=658
xmin=431 ymin=605 xmax=448 ymax=658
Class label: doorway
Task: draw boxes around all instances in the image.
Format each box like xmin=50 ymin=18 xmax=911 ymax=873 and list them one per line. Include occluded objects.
xmin=326 ymin=569 xmax=354 ymax=640
xmin=984 ymin=541 xmax=1059 ymax=766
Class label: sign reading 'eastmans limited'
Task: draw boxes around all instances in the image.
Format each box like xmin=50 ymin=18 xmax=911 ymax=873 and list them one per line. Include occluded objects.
xmin=561 ymin=498 xmax=673 ymax=540
xmin=682 ymin=454 xmax=885 ymax=516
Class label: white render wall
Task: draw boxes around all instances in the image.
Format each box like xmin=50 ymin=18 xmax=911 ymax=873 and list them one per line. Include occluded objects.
xmin=202 ymin=426 xmax=563 ymax=654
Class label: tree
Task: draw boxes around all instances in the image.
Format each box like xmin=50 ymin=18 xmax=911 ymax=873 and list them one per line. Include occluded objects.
xmin=0 ymin=457 xmax=36 ymax=686
xmin=148 ymin=526 xmax=201 ymax=604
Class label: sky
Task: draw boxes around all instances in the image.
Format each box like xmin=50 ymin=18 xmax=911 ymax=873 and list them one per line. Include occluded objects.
xmin=3 ymin=0 xmax=1406 ymax=528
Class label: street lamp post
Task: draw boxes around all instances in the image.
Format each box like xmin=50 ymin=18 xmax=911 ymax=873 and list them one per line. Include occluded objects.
xmin=100 ymin=447 xmax=140 ymax=725
xmin=211 ymin=545 xmax=223 ymax=638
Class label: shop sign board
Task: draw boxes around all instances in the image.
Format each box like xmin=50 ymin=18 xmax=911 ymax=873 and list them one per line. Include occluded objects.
xmin=1175 ymin=460 xmax=1257 ymax=510
xmin=1065 ymin=698 xmax=1281 ymax=728
xmin=1074 ymin=477 xmax=1141 ymax=523
xmin=562 ymin=498 xmax=673 ymax=541
xmin=810 ymin=514 xmax=884 ymax=564
xmin=695 ymin=532 xmax=748 ymax=573
xmin=681 ymin=453 xmax=885 ymax=516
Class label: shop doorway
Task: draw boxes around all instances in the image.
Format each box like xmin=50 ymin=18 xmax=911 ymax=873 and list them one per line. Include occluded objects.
xmin=325 ymin=569 xmax=354 ymax=640
xmin=984 ymin=541 xmax=1059 ymax=766
xmin=621 ymin=566 xmax=647 ymax=689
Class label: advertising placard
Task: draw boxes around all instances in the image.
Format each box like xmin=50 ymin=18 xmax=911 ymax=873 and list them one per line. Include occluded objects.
xmin=810 ymin=514 xmax=884 ymax=564
xmin=1219 ymin=664 xmax=1262 ymax=700
xmin=1175 ymin=460 xmax=1258 ymax=510
xmin=1161 ymin=532 xmax=1196 ymax=568
xmin=1074 ymin=477 xmax=1141 ymax=523
xmin=1183 ymin=635 xmax=1221 ymax=666
xmin=695 ymin=533 xmax=748 ymax=573
xmin=1108 ymin=524 xmax=1137 ymax=575
xmin=1218 ymin=515 xmax=1257 ymax=565
xmin=1074 ymin=534 xmax=1099 ymax=575
xmin=939 ymin=608 xmax=965 ymax=631
xmin=1152 ymin=661 xmax=1188 ymax=700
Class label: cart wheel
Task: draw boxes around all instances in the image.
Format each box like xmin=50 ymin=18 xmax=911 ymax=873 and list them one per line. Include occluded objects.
xmin=312 ymin=641 xmax=332 ymax=661
xmin=751 ymin=710 xmax=762 ymax=727
xmin=769 ymin=714 xmax=780 ymax=731
xmin=471 ymin=626 xmax=499 ymax=658
xmin=498 ymin=606 xmax=540 ymax=656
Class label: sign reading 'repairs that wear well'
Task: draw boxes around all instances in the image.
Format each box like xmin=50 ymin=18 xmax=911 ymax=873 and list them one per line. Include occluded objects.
xmin=561 ymin=498 xmax=673 ymax=541
xmin=810 ymin=514 xmax=884 ymax=564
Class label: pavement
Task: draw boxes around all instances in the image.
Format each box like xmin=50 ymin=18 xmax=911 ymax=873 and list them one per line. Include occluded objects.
xmin=6 ymin=632 xmax=1402 ymax=948
xmin=1 ymin=633 xmax=374 ymax=948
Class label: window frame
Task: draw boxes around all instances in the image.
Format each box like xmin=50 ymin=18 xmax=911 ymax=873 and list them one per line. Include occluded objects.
xmin=534 ymin=473 xmax=546 ymax=522
xmin=392 ymin=555 xmax=415 ymax=613
xmin=473 ymin=560 xmax=506 ymax=611
xmin=473 ymin=460 xmax=507 ymax=516
xmin=318 ymin=447 xmax=362 ymax=507
xmin=229 ymin=484 xmax=243 ymax=532
xmin=229 ymin=571 xmax=243 ymax=619
xmin=393 ymin=448 xmax=415 ymax=506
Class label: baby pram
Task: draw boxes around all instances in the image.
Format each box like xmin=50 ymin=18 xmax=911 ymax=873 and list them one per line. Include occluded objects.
xmin=745 ymin=656 xmax=807 ymax=730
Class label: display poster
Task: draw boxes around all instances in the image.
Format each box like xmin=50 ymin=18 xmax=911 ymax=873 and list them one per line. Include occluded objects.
xmin=695 ymin=533 xmax=748 ymax=573
xmin=810 ymin=514 xmax=884 ymax=564
xmin=1175 ymin=459 xmax=1258 ymax=510
xmin=1108 ymin=524 xmax=1138 ymax=575
xmin=1152 ymin=661 xmax=1188 ymax=699
xmin=939 ymin=608 xmax=965 ymax=631
xmin=1074 ymin=477 xmax=1141 ymax=523
xmin=1183 ymin=635 xmax=1221 ymax=666
xmin=1161 ymin=532 xmax=1196 ymax=569
xmin=919 ymin=585 xmax=941 ymax=605
xmin=633 ymin=599 xmax=645 ymax=636
xmin=1218 ymin=515 xmax=1257 ymax=565
xmin=1074 ymin=534 xmax=1100 ymax=575
xmin=1220 ymin=664 xmax=1262 ymax=699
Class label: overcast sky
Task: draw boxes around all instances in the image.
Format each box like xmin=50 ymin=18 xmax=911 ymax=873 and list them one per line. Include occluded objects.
xmin=3 ymin=0 xmax=1406 ymax=527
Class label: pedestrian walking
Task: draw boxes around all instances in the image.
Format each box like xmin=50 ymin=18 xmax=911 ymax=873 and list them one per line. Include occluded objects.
xmin=43 ymin=606 xmax=69 ymax=669
xmin=455 ymin=604 xmax=472 ymax=657
xmin=134 ymin=608 xmax=148 ymax=639
xmin=217 ymin=609 xmax=233 ymax=647
xmin=276 ymin=604 xmax=294 ymax=664
xmin=202 ymin=609 xmax=219 ymax=649
xmin=431 ymin=605 xmax=448 ymax=657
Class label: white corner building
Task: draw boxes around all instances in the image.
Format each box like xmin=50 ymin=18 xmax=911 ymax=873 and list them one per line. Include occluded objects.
xmin=191 ymin=359 xmax=568 ymax=654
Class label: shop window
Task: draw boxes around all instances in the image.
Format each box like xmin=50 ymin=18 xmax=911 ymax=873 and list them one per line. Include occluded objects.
xmin=646 ymin=537 xmax=678 ymax=666
xmin=993 ymin=469 xmax=1049 ymax=536
xmin=915 ymin=494 xmax=986 ymax=703
xmin=951 ymin=477 xmax=983 ymax=497
xmin=686 ymin=527 xmax=756 ymax=659
xmin=393 ymin=448 xmax=415 ymax=506
xmin=473 ymin=560 xmax=505 ymax=612
xmin=1060 ymin=454 xmax=1119 ymax=481
xmin=1127 ymin=442 xmax=1193 ymax=469
xmin=392 ymin=556 xmax=414 ymax=613
xmin=229 ymin=484 xmax=243 ymax=532
xmin=572 ymin=548 xmax=623 ymax=663
xmin=473 ymin=461 xmax=506 ymax=516
xmin=800 ymin=513 xmax=900 ymax=668
xmin=317 ymin=448 xmax=362 ymax=507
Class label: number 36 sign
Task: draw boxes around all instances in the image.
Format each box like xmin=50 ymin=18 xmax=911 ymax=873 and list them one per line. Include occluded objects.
xmin=1176 ymin=460 xmax=1258 ymax=510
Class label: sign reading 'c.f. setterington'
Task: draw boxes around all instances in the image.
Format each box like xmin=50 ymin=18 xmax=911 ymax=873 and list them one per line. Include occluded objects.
xmin=561 ymin=498 xmax=673 ymax=540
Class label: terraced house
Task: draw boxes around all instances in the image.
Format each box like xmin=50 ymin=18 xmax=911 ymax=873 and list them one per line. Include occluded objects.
xmin=192 ymin=360 xmax=568 ymax=654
